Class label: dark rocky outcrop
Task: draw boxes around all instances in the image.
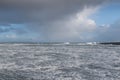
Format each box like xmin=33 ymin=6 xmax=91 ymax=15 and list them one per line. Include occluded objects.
xmin=100 ymin=42 xmax=120 ymax=45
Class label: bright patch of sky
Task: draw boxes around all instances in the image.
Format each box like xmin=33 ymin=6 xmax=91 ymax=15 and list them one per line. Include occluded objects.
xmin=91 ymin=3 xmax=120 ymax=25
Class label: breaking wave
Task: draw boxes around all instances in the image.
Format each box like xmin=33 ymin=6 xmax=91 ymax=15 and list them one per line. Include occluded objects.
xmin=0 ymin=43 xmax=120 ymax=80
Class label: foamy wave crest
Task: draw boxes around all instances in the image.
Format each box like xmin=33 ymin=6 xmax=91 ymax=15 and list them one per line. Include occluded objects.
xmin=86 ymin=42 xmax=97 ymax=45
xmin=63 ymin=42 xmax=70 ymax=45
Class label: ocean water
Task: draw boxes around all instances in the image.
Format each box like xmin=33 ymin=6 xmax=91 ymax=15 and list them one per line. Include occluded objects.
xmin=0 ymin=43 xmax=120 ymax=80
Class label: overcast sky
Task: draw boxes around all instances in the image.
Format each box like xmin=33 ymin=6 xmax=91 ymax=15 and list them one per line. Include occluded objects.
xmin=0 ymin=0 xmax=120 ymax=42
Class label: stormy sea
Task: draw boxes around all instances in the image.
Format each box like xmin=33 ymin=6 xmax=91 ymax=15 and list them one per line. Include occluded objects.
xmin=0 ymin=42 xmax=120 ymax=80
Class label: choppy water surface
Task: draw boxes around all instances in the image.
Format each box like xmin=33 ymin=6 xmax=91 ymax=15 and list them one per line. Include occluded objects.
xmin=0 ymin=43 xmax=120 ymax=80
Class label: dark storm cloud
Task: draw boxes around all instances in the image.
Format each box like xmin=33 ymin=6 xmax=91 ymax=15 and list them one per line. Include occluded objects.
xmin=0 ymin=0 xmax=119 ymax=41
xmin=0 ymin=0 xmax=109 ymax=24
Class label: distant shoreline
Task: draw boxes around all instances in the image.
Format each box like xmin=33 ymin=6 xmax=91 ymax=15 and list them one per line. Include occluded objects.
xmin=100 ymin=42 xmax=120 ymax=45
xmin=0 ymin=42 xmax=120 ymax=45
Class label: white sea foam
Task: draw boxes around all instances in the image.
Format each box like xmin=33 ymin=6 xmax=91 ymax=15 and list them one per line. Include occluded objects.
xmin=86 ymin=42 xmax=97 ymax=45
xmin=0 ymin=43 xmax=120 ymax=80
xmin=63 ymin=42 xmax=70 ymax=45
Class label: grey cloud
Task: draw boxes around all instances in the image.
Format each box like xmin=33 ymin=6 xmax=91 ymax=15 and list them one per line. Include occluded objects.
xmin=0 ymin=0 xmax=109 ymax=24
xmin=0 ymin=0 xmax=119 ymax=41
xmin=94 ymin=20 xmax=120 ymax=42
xmin=0 ymin=22 xmax=12 ymax=26
xmin=0 ymin=26 xmax=15 ymax=33
xmin=0 ymin=25 xmax=27 ymax=34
